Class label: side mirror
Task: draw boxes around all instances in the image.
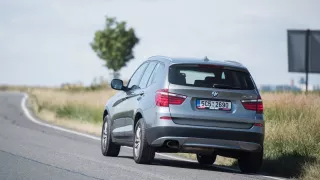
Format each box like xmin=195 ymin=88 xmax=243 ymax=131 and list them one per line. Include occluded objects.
xmin=111 ymin=79 xmax=124 ymax=90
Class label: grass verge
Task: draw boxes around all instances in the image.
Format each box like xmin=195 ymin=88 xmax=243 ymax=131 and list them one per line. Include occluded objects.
xmin=26 ymin=88 xmax=113 ymax=136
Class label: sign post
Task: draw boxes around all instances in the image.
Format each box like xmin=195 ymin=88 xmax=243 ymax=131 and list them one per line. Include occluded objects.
xmin=305 ymin=29 xmax=310 ymax=93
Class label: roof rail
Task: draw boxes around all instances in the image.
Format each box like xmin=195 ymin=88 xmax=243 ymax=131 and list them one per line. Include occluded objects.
xmin=148 ymin=55 xmax=172 ymax=61
xmin=224 ymin=60 xmax=243 ymax=66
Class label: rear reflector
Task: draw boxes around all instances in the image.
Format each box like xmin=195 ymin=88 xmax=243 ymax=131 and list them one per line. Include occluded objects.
xmin=160 ymin=116 xmax=172 ymax=120
xmin=155 ymin=89 xmax=187 ymax=107
xmin=253 ymin=123 xmax=263 ymax=127
xmin=241 ymin=95 xmax=263 ymax=114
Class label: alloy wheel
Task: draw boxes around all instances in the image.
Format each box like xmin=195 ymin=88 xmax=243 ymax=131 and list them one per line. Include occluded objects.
xmin=134 ymin=126 xmax=141 ymax=157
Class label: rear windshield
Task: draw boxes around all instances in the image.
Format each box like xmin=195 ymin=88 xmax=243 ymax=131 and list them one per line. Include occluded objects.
xmin=169 ymin=64 xmax=255 ymax=90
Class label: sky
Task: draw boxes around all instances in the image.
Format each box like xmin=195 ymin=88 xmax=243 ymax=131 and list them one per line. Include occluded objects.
xmin=1 ymin=0 xmax=320 ymax=87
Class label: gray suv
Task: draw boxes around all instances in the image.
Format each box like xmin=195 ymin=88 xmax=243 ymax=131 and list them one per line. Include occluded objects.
xmin=101 ymin=56 xmax=264 ymax=173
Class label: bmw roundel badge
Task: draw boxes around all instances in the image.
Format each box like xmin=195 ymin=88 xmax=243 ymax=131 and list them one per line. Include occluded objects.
xmin=212 ymin=91 xmax=218 ymax=97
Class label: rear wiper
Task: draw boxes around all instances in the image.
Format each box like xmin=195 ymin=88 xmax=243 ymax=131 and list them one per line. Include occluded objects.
xmin=213 ymin=84 xmax=241 ymax=89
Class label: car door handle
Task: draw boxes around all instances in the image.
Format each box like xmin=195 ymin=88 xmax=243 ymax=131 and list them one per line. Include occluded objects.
xmin=138 ymin=91 xmax=144 ymax=96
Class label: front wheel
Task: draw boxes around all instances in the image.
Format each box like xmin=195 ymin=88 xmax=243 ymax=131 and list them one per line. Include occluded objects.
xmin=238 ymin=149 xmax=263 ymax=173
xmin=133 ymin=118 xmax=155 ymax=164
xmin=101 ymin=116 xmax=120 ymax=157
xmin=196 ymin=153 xmax=217 ymax=165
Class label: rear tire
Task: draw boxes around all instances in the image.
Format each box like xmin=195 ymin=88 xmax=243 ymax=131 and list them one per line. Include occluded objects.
xmin=196 ymin=153 xmax=217 ymax=165
xmin=101 ymin=116 xmax=120 ymax=157
xmin=238 ymin=149 xmax=263 ymax=174
xmin=133 ymin=118 xmax=155 ymax=164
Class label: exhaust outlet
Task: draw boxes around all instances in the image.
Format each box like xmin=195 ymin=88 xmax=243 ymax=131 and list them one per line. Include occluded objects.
xmin=166 ymin=140 xmax=179 ymax=149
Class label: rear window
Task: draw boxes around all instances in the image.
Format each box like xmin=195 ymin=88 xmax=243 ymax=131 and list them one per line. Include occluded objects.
xmin=168 ymin=64 xmax=255 ymax=90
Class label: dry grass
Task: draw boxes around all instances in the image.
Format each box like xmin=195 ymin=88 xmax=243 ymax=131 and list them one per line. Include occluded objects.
xmin=30 ymin=88 xmax=117 ymax=108
xmin=262 ymin=93 xmax=320 ymax=179
xmin=9 ymin=87 xmax=319 ymax=180
xmin=301 ymin=161 xmax=320 ymax=180
xmin=263 ymin=93 xmax=320 ymax=160
xmin=28 ymin=88 xmax=117 ymax=125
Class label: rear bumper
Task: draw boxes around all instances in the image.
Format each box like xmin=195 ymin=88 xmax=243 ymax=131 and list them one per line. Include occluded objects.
xmin=146 ymin=126 xmax=264 ymax=152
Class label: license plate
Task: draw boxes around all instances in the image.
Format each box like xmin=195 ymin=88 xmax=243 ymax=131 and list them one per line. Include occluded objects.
xmin=196 ymin=100 xmax=231 ymax=111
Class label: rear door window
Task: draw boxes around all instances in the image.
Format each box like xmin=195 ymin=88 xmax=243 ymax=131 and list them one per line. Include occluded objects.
xmin=169 ymin=64 xmax=255 ymax=90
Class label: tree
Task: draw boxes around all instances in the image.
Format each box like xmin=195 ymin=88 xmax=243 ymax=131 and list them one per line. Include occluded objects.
xmin=91 ymin=17 xmax=139 ymax=79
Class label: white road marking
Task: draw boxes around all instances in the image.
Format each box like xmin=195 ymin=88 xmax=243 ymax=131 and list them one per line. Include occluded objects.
xmin=20 ymin=93 xmax=285 ymax=180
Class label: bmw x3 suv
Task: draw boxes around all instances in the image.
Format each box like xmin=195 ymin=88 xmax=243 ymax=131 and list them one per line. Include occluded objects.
xmin=101 ymin=56 xmax=264 ymax=173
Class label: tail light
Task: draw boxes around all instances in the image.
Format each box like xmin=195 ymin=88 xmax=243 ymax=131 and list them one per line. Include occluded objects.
xmin=241 ymin=95 xmax=263 ymax=114
xmin=256 ymin=96 xmax=263 ymax=114
xmin=155 ymin=89 xmax=187 ymax=107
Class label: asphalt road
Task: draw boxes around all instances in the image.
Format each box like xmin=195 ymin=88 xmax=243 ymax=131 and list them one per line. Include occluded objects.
xmin=0 ymin=92 xmax=281 ymax=180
